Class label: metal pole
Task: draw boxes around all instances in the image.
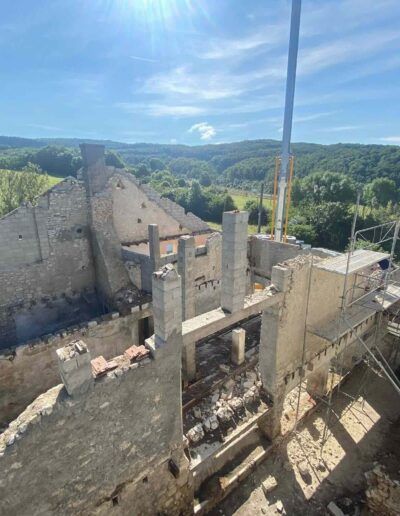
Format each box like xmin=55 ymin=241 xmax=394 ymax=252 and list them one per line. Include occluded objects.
xmin=257 ymin=182 xmax=264 ymax=233
xmin=275 ymin=0 xmax=302 ymax=241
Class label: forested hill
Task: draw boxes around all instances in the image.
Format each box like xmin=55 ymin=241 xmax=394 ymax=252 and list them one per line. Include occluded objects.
xmin=0 ymin=135 xmax=399 ymax=189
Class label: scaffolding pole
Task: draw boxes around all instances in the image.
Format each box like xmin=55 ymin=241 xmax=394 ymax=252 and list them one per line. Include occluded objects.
xmin=321 ymin=219 xmax=400 ymax=449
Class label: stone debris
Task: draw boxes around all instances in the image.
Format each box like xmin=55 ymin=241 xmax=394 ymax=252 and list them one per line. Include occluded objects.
xmin=219 ymin=364 xmax=230 ymax=374
xmin=216 ymin=405 xmax=234 ymax=423
xmin=193 ymin=407 xmax=202 ymax=419
xmin=124 ymin=345 xmax=150 ymax=363
xmin=91 ymin=356 xmax=109 ymax=377
xmin=228 ymin=397 xmax=244 ymax=410
xmin=185 ymin=365 xmax=263 ymax=446
xmin=364 ymin=464 xmax=400 ymax=516
xmin=203 ymin=415 xmax=219 ymax=432
xmin=276 ymin=500 xmax=284 ymax=513
xmin=262 ymin=475 xmax=278 ymax=495
xmin=187 ymin=424 xmax=205 ymax=444
xmin=327 ymin=501 xmax=344 ymax=516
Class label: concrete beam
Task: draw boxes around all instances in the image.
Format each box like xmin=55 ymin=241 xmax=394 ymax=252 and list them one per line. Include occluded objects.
xmin=182 ymin=289 xmax=282 ymax=347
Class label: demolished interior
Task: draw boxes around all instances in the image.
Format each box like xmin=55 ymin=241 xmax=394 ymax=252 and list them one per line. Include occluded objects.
xmin=0 ymin=144 xmax=399 ymax=515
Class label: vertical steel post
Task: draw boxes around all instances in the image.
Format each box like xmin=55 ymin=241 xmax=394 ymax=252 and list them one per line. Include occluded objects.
xmin=275 ymin=0 xmax=302 ymax=241
xmin=257 ymin=182 xmax=264 ymax=234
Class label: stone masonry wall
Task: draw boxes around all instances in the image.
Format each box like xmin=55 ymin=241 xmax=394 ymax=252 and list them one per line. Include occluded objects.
xmin=0 ymin=339 xmax=192 ymax=515
xmin=112 ymin=173 xmax=192 ymax=243
xmin=0 ymin=179 xmax=97 ymax=347
xmin=0 ymin=307 xmax=151 ymax=428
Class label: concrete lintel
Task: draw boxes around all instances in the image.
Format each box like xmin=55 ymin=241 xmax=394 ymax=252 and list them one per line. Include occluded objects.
xmin=182 ymin=290 xmax=283 ymax=346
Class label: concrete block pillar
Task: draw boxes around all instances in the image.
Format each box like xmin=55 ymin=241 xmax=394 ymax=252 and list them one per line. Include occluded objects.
xmin=306 ymin=364 xmax=330 ymax=399
xmin=182 ymin=341 xmax=196 ymax=384
xmin=56 ymin=340 xmax=93 ymax=396
xmin=221 ymin=211 xmax=249 ymax=313
xmin=258 ymin=305 xmax=285 ymax=439
xmin=152 ymin=264 xmax=182 ymax=346
xmin=178 ymin=235 xmax=196 ymax=321
xmin=148 ymin=224 xmax=161 ymax=273
xmin=271 ymin=265 xmax=292 ymax=292
xmin=231 ymin=328 xmax=246 ymax=365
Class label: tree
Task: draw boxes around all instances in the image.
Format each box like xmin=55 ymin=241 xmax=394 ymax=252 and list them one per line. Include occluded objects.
xmin=363 ymin=177 xmax=398 ymax=208
xmin=200 ymin=172 xmax=212 ymax=187
xmin=0 ymin=163 xmax=50 ymax=216
xmin=292 ymin=172 xmax=357 ymax=206
xmin=31 ymin=146 xmax=80 ymax=177
xmin=105 ymin=151 xmax=124 ymax=168
xmin=187 ymin=181 xmax=208 ymax=219
xmin=288 ymin=223 xmax=317 ymax=244
xmin=303 ymin=202 xmax=353 ymax=250
xmin=149 ymin=157 xmax=164 ymax=172
xmin=243 ymin=199 xmax=269 ymax=225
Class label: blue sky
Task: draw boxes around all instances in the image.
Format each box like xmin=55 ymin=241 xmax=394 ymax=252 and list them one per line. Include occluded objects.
xmin=1 ymin=0 xmax=400 ymax=146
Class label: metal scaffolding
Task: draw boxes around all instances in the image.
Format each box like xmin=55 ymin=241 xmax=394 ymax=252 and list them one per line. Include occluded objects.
xmin=320 ymin=219 xmax=400 ymax=448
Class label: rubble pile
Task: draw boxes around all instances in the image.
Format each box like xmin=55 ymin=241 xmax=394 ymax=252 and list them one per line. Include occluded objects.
xmin=185 ymin=367 xmax=263 ymax=445
xmin=365 ymin=464 xmax=400 ymax=516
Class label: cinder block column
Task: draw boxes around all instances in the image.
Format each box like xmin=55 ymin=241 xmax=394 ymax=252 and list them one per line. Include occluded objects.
xmin=306 ymin=364 xmax=329 ymax=398
xmin=221 ymin=211 xmax=249 ymax=313
xmin=56 ymin=340 xmax=93 ymax=396
xmin=231 ymin=328 xmax=246 ymax=365
xmin=271 ymin=265 xmax=292 ymax=292
xmin=258 ymin=305 xmax=285 ymax=439
xmin=178 ymin=235 xmax=196 ymax=321
xmin=148 ymin=224 xmax=161 ymax=272
xmin=152 ymin=264 xmax=182 ymax=347
xmin=182 ymin=341 xmax=196 ymax=384
xmin=177 ymin=236 xmax=196 ymax=382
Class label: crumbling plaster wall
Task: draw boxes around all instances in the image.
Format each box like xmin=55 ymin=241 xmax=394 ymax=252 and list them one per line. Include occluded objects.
xmin=0 ymin=342 xmax=191 ymax=515
xmin=0 ymin=179 xmax=97 ymax=347
xmin=0 ymin=309 xmax=151 ymax=428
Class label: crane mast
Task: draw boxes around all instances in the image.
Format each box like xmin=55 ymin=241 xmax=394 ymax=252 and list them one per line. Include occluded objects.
xmin=272 ymin=0 xmax=302 ymax=241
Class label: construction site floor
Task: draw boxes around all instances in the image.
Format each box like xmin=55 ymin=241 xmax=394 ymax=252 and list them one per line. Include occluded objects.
xmin=210 ymin=364 xmax=400 ymax=515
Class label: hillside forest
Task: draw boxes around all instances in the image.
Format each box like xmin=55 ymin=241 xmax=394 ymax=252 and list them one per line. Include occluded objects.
xmin=0 ymin=137 xmax=399 ymax=253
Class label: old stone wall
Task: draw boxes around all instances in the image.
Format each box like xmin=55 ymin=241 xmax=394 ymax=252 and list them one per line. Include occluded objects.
xmin=0 ymin=179 xmax=97 ymax=347
xmin=112 ymin=173 xmax=192 ymax=243
xmin=0 ymin=340 xmax=191 ymax=515
xmin=0 ymin=308 xmax=151 ymax=428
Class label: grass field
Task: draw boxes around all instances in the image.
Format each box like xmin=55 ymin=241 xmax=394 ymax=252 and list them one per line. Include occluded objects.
xmin=205 ymin=189 xmax=272 ymax=233
xmin=48 ymin=175 xmax=63 ymax=187
xmin=228 ymin=189 xmax=273 ymax=210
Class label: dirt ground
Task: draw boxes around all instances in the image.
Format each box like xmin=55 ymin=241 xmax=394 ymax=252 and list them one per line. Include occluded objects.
xmin=210 ymin=364 xmax=400 ymax=515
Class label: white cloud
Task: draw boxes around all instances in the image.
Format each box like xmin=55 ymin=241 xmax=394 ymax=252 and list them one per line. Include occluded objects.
xmin=188 ymin=122 xmax=216 ymax=140
xmin=130 ymin=55 xmax=158 ymax=63
xmin=321 ymin=125 xmax=363 ymax=132
xmin=142 ymin=66 xmax=254 ymax=100
xmin=299 ymin=29 xmax=400 ymax=75
xmin=198 ymin=25 xmax=285 ymax=60
xmin=116 ymin=102 xmax=204 ymax=117
xmin=380 ymin=136 xmax=400 ymax=144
